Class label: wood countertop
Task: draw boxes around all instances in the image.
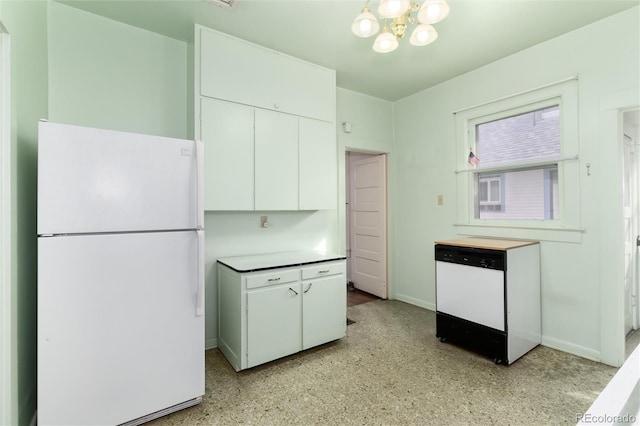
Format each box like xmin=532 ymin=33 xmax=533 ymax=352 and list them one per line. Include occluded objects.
xmin=434 ymin=237 xmax=539 ymax=251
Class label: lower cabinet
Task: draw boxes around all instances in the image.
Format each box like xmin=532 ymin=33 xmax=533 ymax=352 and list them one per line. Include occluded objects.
xmin=247 ymin=284 xmax=302 ymax=368
xmin=218 ymin=259 xmax=346 ymax=371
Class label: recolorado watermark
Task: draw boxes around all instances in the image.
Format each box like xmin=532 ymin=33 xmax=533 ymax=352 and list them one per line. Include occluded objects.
xmin=576 ymin=413 xmax=637 ymax=424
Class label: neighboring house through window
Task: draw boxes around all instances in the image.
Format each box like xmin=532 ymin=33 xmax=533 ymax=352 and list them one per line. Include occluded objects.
xmin=474 ymin=105 xmax=560 ymax=220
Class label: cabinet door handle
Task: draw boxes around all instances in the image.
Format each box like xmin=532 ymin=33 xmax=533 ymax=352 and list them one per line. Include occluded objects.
xmin=268 ymin=277 xmax=281 ymax=282
xmin=303 ymin=283 xmax=313 ymax=293
xmin=318 ymin=270 xmax=329 ymax=274
xmin=288 ymin=287 xmax=299 ymax=296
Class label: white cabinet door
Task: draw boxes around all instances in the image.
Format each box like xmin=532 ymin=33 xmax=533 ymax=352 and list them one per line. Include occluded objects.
xmin=199 ymin=27 xmax=335 ymax=122
xmin=200 ymin=98 xmax=254 ymax=210
xmin=299 ymin=118 xmax=337 ymax=210
xmin=247 ymin=284 xmax=302 ymax=368
xmin=302 ymin=274 xmax=346 ymax=350
xmin=254 ymin=109 xmax=298 ymax=210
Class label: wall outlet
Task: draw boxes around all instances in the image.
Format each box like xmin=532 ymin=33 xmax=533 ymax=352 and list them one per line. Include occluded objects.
xmin=437 ymin=195 xmax=444 ymax=206
xmin=260 ymin=216 xmax=269 ymax=228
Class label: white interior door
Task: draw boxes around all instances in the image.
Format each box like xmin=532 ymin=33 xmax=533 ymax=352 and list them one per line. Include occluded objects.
xmin=349 ymin=154 xmax=387 ymax=298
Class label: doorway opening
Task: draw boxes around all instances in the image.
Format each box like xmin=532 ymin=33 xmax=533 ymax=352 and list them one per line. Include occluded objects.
xmin=623 ymin=108 xmax=640 ymax=360
xmin=345 ymin=151 xmax=388 ymax=301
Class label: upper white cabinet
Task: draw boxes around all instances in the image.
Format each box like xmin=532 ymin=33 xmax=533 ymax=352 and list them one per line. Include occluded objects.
xmin=299 ymin=118 xmax=337 ymax=210
xmin=195 ymin=25 xmax=337 ymax=211
xmin=199 ymin=26 xmax=335 ymax=122
xmin=200 ymin=97 xmax=254 ymax=211
xmin=254 ymin=109 xmax=299 ymax=210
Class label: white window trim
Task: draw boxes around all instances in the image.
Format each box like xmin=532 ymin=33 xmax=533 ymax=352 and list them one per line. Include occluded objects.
xmin=454 ymin=78 xmax=584 ymax=243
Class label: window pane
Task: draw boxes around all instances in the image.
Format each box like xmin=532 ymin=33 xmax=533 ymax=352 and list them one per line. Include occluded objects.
xmin=489 ymin=180 xmax=500 ymax=202
xmin=479 ymin=181 xmax=488 ymax=202
xmin=476 ymin=105 xmax=560 ymax=168
xmin=475 ymin=166 xmax=558 ymax=220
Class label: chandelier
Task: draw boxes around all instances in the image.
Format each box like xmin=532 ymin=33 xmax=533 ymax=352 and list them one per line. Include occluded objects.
xmin=351 ymin=0 xmax=450 ymax=53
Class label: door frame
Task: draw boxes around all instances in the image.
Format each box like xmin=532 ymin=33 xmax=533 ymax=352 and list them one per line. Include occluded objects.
xmin=599 ymin=87 xmax=639 ymax=367
xmin=345 ymin=149 xmax=389 ymax=297
xmin=623 ymin=109 xmax=640 ymax=334
xmin=0 ymin=21 xmax=14 ymax=426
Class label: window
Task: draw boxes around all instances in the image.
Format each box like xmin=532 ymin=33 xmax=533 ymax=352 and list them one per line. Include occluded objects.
xmin=454 ymin=78 xmax=581 ymax=241
xmin=474 ymin=105 xmax=559 ymax=220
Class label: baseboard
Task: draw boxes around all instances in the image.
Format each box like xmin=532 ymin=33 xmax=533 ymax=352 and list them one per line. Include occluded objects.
xmin=205 ymin=337 xmax=217 ymax=351
xmin=394 ymin=297 xmax=604 ymax=364
xmin=541 ymin=336 xmax=600 ymax=362
xmin=393 ymin=293 xmax=436 ymax=312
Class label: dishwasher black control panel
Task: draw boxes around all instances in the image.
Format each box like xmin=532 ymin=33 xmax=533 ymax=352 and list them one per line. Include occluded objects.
xmin=435 ymin=244 xmax=505 ymax=271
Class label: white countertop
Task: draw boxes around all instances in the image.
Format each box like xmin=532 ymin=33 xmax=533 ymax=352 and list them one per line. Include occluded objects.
xmin=217 ymin=250 xmax=346 ymax=272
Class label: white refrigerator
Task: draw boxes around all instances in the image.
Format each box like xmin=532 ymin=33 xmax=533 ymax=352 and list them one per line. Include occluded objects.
xmin=37 ymin=121 xmax=205 ymax=425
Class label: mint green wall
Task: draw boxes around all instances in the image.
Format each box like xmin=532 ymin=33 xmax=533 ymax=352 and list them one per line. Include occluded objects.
xmin=0 ymin=0 xmax=48 ymax=423
xmin=335 ymin=88 xmax=395 ymax=294
xmin=48 ymin=2 xmax=187 ymax=139
xmin=392 ymin=7 xmax=640 ymax=366
xmin=47 ymin=2 xmax=343 ymax=350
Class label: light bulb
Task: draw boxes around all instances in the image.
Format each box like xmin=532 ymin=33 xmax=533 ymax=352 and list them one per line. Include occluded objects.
xmin=351 ymin=8 xmax=380 ymax=38
xmin=373 ymin=29 xmax=399 ymax=53
xmin=410 ymin=24 xmax=438 ymax=46
xmin=427 ymin=4 xmax=441 ymax=20
xmin=417 ymin=0 xmax=450 ymax=24
xmin=378 ymin=0 xmax=410 ymax=19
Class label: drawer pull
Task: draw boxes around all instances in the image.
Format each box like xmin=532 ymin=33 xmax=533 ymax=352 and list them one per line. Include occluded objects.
xmin=318 ymin=270 xmax=330 ymax=274
xmin=303 ymin=283 xmax=313 ymax=293
xmin=288 ymin=287 xmax=299 ymax=296
xmin=268 ymin=277 xmax=281 ymax=282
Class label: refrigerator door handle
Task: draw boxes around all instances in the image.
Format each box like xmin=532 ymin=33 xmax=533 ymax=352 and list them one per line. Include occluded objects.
xmin=196 ymin=229 xmax=205 ymax=316
xmin=195 ymin=140 xmax=205 ymax=229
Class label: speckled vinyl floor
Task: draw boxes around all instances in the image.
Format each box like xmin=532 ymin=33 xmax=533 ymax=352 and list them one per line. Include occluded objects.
xmin=149 ymin=300 xmax=617 ymax=425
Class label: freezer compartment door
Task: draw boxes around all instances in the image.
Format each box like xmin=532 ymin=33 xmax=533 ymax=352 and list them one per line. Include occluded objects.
xmin=37 ymin=121 xmax=203 ymax=234
xmin=38 ymin=231 xmax=204 ymax=426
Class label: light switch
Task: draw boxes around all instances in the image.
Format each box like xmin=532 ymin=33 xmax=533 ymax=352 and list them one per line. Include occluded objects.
xmin=437 ymin=195 xmax=444 ymax=206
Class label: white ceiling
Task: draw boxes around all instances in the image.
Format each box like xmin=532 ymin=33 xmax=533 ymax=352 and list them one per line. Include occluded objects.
xmin=57 ymin=0 xmax=639 ymax=101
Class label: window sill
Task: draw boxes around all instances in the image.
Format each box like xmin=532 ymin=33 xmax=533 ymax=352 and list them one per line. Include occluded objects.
xmin=453 ymin=223 xmax=585 ymax=243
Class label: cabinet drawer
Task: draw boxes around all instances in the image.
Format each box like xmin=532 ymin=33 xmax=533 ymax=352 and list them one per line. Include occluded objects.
xmin=302 ymin=262 xmax=346 ymax=280
xmin=246 ymin=269 xmax=300 ymax=289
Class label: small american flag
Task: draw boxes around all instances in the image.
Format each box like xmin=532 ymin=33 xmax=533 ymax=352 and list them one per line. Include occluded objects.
xmin=468 ymin=151 xmax=479 ymax=167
